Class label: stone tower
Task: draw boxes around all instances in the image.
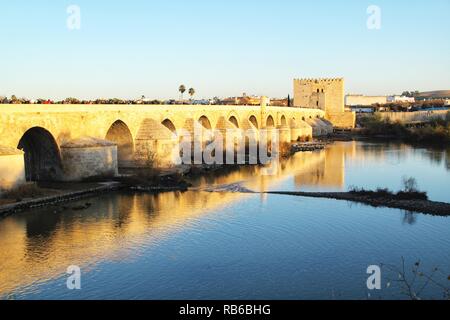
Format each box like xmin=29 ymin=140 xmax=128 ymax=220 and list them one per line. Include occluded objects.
xmin=293 ymin=78 xmax=354 ymax=129
xmin=293 ymin=78 xmax=345 ymax=114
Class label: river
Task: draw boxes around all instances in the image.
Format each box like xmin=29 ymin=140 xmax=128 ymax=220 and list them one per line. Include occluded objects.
xmin=0 ymin=141 xmax=449 ymax=300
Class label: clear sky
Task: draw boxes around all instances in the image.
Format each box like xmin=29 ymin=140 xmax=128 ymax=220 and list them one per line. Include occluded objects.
xmin=1 ymin=0 xmax=449 ymax=100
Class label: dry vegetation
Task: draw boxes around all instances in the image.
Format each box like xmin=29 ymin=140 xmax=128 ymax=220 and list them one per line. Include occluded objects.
xmin=360 ymin=112 xmax=450 ymax=144
xmin=0 ymin=183 xmax=59 ymax=205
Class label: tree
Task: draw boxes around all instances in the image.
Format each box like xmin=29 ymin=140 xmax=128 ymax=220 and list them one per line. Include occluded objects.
xmin=188 ymin=88 xmax=195 ymax=101
xmin=402 ymin=176 xmax=418 ymax=193
xmin=287 ymin=94 xmax=291 ymax=107
xmin=11 ymin=95 xmax=18 ymax=103
xmin=64 ymin=97 xmax=80 ymax=104
xmin=402 ymin=91 xmax=420 ymax=98
xmin=179 ymin=85 xmax=186 ymax=101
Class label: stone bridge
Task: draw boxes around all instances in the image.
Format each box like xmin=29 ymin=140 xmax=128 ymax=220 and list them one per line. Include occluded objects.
xmin=0 ymin=101 xmax=332 ymax=188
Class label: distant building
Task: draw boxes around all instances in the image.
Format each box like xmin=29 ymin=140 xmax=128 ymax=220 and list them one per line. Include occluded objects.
xmin=351 ymin=107 xmax=375 ymax=113
xmin=270 ymin=98 xmax=289 ymax=106
xmin=444 ymin=99 xmax=450 ymax=106
xmin=220 ymin=97 xmax=239 ymax=105
xmin=387 ymin=95 xmax=415 ymax=103
xmin=220 ymin=93 xmax=265 ymax=106
xmin=345 ymin=95 xmax=387 ymax=107
xmin=192 ymin=99 xmax=211 ymax=105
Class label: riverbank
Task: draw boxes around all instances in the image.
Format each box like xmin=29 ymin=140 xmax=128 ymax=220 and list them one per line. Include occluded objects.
xmin=0 ymin=140 xmax=331 ymax=217
xmin=262 ymin=191 xmax=450 ymax=216
xmin=0 ymin=182 xmax=120 ymax=218
xmin=357 ymin=113 xmax=450 ymax=144
xmin=2 ymin=137 xmax=447 ymax=218
xmin=0 ymin=163 xmax=258 ymax=217
xmin=0 ymin=167 xmax=195 ymax=217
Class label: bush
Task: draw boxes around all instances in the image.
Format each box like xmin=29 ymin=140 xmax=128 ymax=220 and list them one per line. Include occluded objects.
xmin=396 ymin=191 xmax=428 ymax=201
xmin=359 ymin=115 xmax=408 ymax=137
xmin=360 ymin=113 xmax=450 ymax=143
xmin=349 ymin=177 xmax=428 ymax=201
xmin=402 ymin=176 xmax=418 ymax=193
xmin=375 ymin=188 xmax=393 ymax=198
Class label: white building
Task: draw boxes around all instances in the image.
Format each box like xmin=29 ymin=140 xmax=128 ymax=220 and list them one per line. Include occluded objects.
xmin=387 ymin=95 xmax=415 ymax=103
xmin=345 ymin=95 xmax=387 ymax=106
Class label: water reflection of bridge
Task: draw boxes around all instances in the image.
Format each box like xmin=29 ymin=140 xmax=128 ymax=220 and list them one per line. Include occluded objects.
xmin=0 ymin=143 xmax=360 ymax=295
xmin=5 ymin=141 xmax=444 ymax=296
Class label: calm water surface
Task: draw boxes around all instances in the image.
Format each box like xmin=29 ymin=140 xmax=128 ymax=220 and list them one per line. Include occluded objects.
xmin=0 ymin=141 xmax=449 ymax=300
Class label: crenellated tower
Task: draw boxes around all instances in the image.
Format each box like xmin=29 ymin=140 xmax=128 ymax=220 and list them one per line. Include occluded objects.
xmin=293 ymin=78 xmax=354 ymax=129
xmin=293 ymin=78 xmax=345 ymax=114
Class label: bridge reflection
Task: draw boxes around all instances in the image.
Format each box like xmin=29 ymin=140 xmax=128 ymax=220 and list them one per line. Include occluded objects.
xmin=0 ymin=142 xmax=353 ymax=296
xmin=1 ymin=141 xmax=448 ymax=297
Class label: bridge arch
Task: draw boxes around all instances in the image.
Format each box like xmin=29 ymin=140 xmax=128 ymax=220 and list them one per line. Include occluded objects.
xmin=280 ymin=115 xmax=287 ymax=126
xmin=266 ymin=115 xmax=275 ymax=128
xmin=17 ymin=127 xmax=62 ymax=181
xmin=198 ymin=116 xmax=212 ymax=130
xmin=106 ymin=120 xmax=134 ymax=167
xmin=228 ymin=116 xmax=239 ymax=128
xmin=162 ymin=119 xmax=177 ymax=134
xmin=249 ymin=115 xmax=259 ymax=129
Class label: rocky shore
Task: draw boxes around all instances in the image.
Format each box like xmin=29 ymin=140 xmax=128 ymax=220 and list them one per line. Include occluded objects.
xmin=263 ymin=191 xmax=450 ymax=216
xmin=0 ymin=182 xmax=121 ymax=218
xmin=290 ymin=142 xmax=327 ymax=152
xmin=0 ymin=172 xmax=194 ymax=217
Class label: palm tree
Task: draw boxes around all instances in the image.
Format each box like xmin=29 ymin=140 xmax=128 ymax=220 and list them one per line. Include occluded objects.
xmin=179 ymin=85 xmax=186 ymax=101
xmin=188 ymin=88 xmax=195 ymax=101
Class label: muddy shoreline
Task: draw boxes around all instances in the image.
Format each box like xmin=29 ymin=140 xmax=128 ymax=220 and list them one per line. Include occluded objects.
xmin=0 ymin=163 xmax=255 ymax=218
xmin=0 ymin=180 xmax=192 ymax=218
xmin=262 ymin=191 xmax=450 ymax=216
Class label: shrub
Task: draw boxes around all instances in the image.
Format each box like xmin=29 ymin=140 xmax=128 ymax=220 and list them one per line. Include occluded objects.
xmin=374 ymin=188 xmax=393 ymax=198
xmin=349 ymin=178 xmax=428 ymax=201
xmin=402 ymin=176 xmax=418 ymax=193
xmin=396 ymin=191 xmax=428 ymax=201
